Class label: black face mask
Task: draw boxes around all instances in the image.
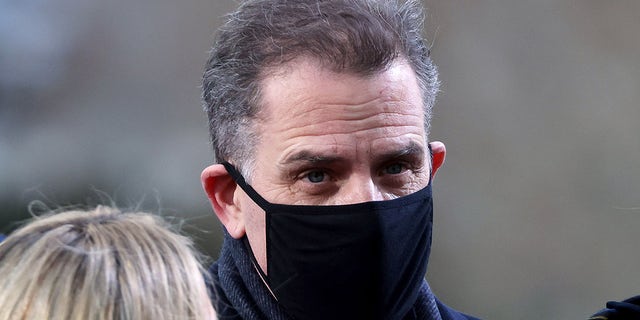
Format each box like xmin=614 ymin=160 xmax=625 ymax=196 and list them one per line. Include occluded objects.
xmin=223 ymin=162 xmax=434 ymax=320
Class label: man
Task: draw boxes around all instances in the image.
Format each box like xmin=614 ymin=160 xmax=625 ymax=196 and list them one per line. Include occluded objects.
xmin=200 ymin=0 xmax=478 ymax=319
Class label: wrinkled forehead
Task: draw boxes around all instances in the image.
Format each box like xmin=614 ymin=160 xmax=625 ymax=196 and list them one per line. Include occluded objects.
xmin=255 ymin=56 xmax=423 ymax=119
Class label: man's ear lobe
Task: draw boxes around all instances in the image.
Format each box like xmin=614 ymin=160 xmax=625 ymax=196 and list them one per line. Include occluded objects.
xmin=429 ymin=141 xmax=446 ymax=180
xmin=201 ymin=164 xmax=246 ymax=239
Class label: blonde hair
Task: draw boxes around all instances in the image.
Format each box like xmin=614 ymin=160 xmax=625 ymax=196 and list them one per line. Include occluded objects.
xmin=0 ymin=206 xmax=216 ymax=320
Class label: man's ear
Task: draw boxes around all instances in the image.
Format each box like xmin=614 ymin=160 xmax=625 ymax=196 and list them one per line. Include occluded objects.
xmin=429 ymin=141 xmax=446 ymax=180
xmin=201 ymin=164 xmax=245 ymax=239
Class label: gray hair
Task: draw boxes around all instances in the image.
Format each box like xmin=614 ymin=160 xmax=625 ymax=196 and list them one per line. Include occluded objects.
xmin=202 ymin=0 xmax=439 ymax=175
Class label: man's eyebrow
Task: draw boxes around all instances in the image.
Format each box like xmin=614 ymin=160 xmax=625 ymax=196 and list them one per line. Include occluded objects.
xmin=280 ymin=142 xmax=426 ymax=166
xmin=376 ymin=141 xmax=426 ymax=160
xmin=281 ymin=151 xmax=345 ymax=165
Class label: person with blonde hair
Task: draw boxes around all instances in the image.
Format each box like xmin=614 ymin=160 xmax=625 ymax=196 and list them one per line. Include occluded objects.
xmin=0 ymin=205 xmax=217 ymax=320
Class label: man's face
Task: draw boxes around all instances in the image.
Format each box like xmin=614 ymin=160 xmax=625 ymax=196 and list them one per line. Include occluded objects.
xmin=235 ymin=58 xmax=432 ymax=273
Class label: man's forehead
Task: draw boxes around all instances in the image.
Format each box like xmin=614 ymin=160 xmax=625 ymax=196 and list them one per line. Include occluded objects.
xmin=257 ymin=57 xmax=421 ymax=117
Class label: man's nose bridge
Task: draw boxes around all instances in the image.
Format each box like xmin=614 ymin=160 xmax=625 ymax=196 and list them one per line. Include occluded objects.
xmin=342 ymin=176 xmax=384 ymax=204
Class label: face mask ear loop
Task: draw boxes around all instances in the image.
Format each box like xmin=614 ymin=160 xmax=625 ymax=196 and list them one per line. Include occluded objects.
xmin=221 ymin=162 xmax=272 ymax=209
xmin=241 ymin=237 xmax=279 ymax=300
xmin=222 ymin=162 xmax=279 ymax=298
xmin=427 ymin=143 xmax=434 ymax=186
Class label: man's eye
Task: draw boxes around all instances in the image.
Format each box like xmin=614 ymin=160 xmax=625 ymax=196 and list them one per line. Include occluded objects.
xmin=306 ymin=171 xmax=326 ymax=183
xmin=384 ymin=163 xmax=404 ymax=175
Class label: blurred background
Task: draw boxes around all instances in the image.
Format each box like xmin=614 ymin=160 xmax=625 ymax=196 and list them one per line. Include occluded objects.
xmin=1 ymin=0 xmax=639 ymax=318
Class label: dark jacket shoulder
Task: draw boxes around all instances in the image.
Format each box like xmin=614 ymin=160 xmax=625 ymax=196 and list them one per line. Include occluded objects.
xmin=589 ymin=295 xmax=640 ymax=320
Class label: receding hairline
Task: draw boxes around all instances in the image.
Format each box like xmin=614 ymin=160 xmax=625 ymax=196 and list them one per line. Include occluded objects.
xmin=257 ymin=56 xmax=421 ymax=115
xmin=252 ymin=54 xmax=422 ymax=118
